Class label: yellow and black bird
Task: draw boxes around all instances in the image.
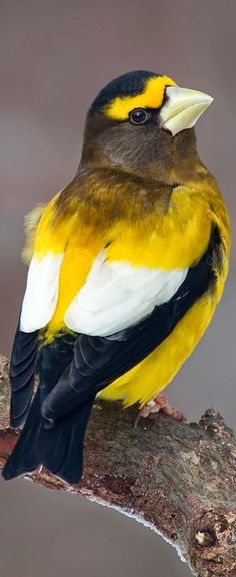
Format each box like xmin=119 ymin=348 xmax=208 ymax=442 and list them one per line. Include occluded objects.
xmin=2 ymin=70 xmax=230 ymax=484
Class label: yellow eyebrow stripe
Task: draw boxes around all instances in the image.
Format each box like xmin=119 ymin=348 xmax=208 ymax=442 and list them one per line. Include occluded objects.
xmin=104 ymin=75 xmax=177 ymax=120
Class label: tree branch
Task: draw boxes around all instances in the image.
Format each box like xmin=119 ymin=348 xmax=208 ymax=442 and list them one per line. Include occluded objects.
xmin=0 ymin=353 xmax=235 ymax=577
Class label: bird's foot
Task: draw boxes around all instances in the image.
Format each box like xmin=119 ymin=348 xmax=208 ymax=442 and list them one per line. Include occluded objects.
xmin=135 ymin=392 xmax=186 ymax=427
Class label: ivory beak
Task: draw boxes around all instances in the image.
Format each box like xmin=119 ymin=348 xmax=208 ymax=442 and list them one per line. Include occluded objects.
xmin=160 ymin=86 xmax=214 ymax=136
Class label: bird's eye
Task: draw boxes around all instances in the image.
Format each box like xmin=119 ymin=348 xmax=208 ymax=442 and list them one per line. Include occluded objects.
xmin=129 ymin=108 xmax=150 ymax=125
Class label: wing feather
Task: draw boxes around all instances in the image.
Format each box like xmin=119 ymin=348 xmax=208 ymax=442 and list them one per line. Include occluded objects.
xmin=20 ymin=253 xmax=64 ymax=332
xmin=42 ymin=226 xmax=219 ymax=423
xmin=64 ymin=250 xmax=188 ymax=336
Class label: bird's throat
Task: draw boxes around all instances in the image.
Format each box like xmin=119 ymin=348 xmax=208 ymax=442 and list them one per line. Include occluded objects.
xmin=80 ymin=123 xmax=206 ymax=187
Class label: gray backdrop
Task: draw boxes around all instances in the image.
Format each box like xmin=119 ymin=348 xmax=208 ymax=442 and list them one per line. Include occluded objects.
xmin=0 ymin=1 xmax=235 ymax=575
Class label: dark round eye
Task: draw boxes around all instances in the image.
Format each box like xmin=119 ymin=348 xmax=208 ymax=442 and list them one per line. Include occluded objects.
xmin=129 ymin=108 xmax=150 ymax=125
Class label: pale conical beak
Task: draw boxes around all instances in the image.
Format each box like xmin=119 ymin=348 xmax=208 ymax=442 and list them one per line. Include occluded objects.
xmin=160 ymin=86 xmax=214 ymax=136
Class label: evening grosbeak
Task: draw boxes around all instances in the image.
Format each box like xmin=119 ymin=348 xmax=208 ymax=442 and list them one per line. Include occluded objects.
xmin=2 ymin=70 xmax=230 ymax=484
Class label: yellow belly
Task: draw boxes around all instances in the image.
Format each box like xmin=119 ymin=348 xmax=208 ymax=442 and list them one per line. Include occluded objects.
xmin=99 ymin=292 xmax=218 ymax=407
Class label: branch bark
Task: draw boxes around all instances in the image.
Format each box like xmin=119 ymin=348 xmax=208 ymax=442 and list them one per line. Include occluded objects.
xmin=0 ymin=353 xmax=235 ymax=577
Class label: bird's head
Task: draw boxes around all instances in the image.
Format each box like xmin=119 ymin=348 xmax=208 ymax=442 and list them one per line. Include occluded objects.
xmin=81 ymin=70 xmax=213 ymax=181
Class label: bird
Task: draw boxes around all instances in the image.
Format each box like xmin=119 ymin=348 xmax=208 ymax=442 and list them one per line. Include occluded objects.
xmin=2 ymin=70 xmax=230 ymax=485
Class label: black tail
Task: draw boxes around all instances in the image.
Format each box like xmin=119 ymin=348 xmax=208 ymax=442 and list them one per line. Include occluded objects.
xmin=2 ymin=393 xmax=94 ymax=484
xmin=37 ymin=400 xmax=94 ymax=484
xmin=2 ymin=388 xmax=42 ymax=479
xmin=3 ymin=334 xmax=95 ymax=485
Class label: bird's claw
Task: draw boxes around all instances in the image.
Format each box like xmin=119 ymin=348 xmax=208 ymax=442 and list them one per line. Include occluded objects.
xmin=135 ymin=392 xmax=186 ymax=428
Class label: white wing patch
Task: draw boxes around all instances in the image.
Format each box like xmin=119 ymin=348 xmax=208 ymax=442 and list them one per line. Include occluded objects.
xmin=64 ymin=250 xmax=188 ymax=337
xmin=20 ymin=253 xmax=64 ymax=332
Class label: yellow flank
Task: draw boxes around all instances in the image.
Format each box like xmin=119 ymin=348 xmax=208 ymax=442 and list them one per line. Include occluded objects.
xmin=105 ymin=75 xmax=177 ymax=120
xmin=99 ymin=292 xmax=218 ymax=407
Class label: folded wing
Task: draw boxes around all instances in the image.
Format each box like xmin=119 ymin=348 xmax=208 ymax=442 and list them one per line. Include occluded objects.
xmin=64 ymin=250 xmax=188 ymax=336
xmin=42 ymin=227 xmax=218 ymax=423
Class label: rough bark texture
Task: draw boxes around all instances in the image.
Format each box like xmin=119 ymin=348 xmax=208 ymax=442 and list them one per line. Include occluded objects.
xmin=0 ymin=353 xmax=235 ymax=577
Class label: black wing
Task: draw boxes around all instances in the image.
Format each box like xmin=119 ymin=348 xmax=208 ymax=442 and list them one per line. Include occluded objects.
xmin=41 ymin=225 xmax=221 ymax=423
xmin=9 ymin=323 xmax=39 ymax=427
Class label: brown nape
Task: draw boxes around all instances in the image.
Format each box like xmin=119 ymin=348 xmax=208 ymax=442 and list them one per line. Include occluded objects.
xmin=79 ymin=111 xmax=209 ymax=187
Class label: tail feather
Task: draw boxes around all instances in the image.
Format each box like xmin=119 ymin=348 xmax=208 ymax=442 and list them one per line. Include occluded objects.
xmin=2 ymin=391 xmax=95 ymax=485
xmin=38 ymin=400 xmax=94 ymax=484
xmin=2 ymin=389 xmax=42 ymax=480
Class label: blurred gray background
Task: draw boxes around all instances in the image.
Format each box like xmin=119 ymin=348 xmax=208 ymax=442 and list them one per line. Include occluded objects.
xmin=0 ymin=1 xmax=235 ymax=575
